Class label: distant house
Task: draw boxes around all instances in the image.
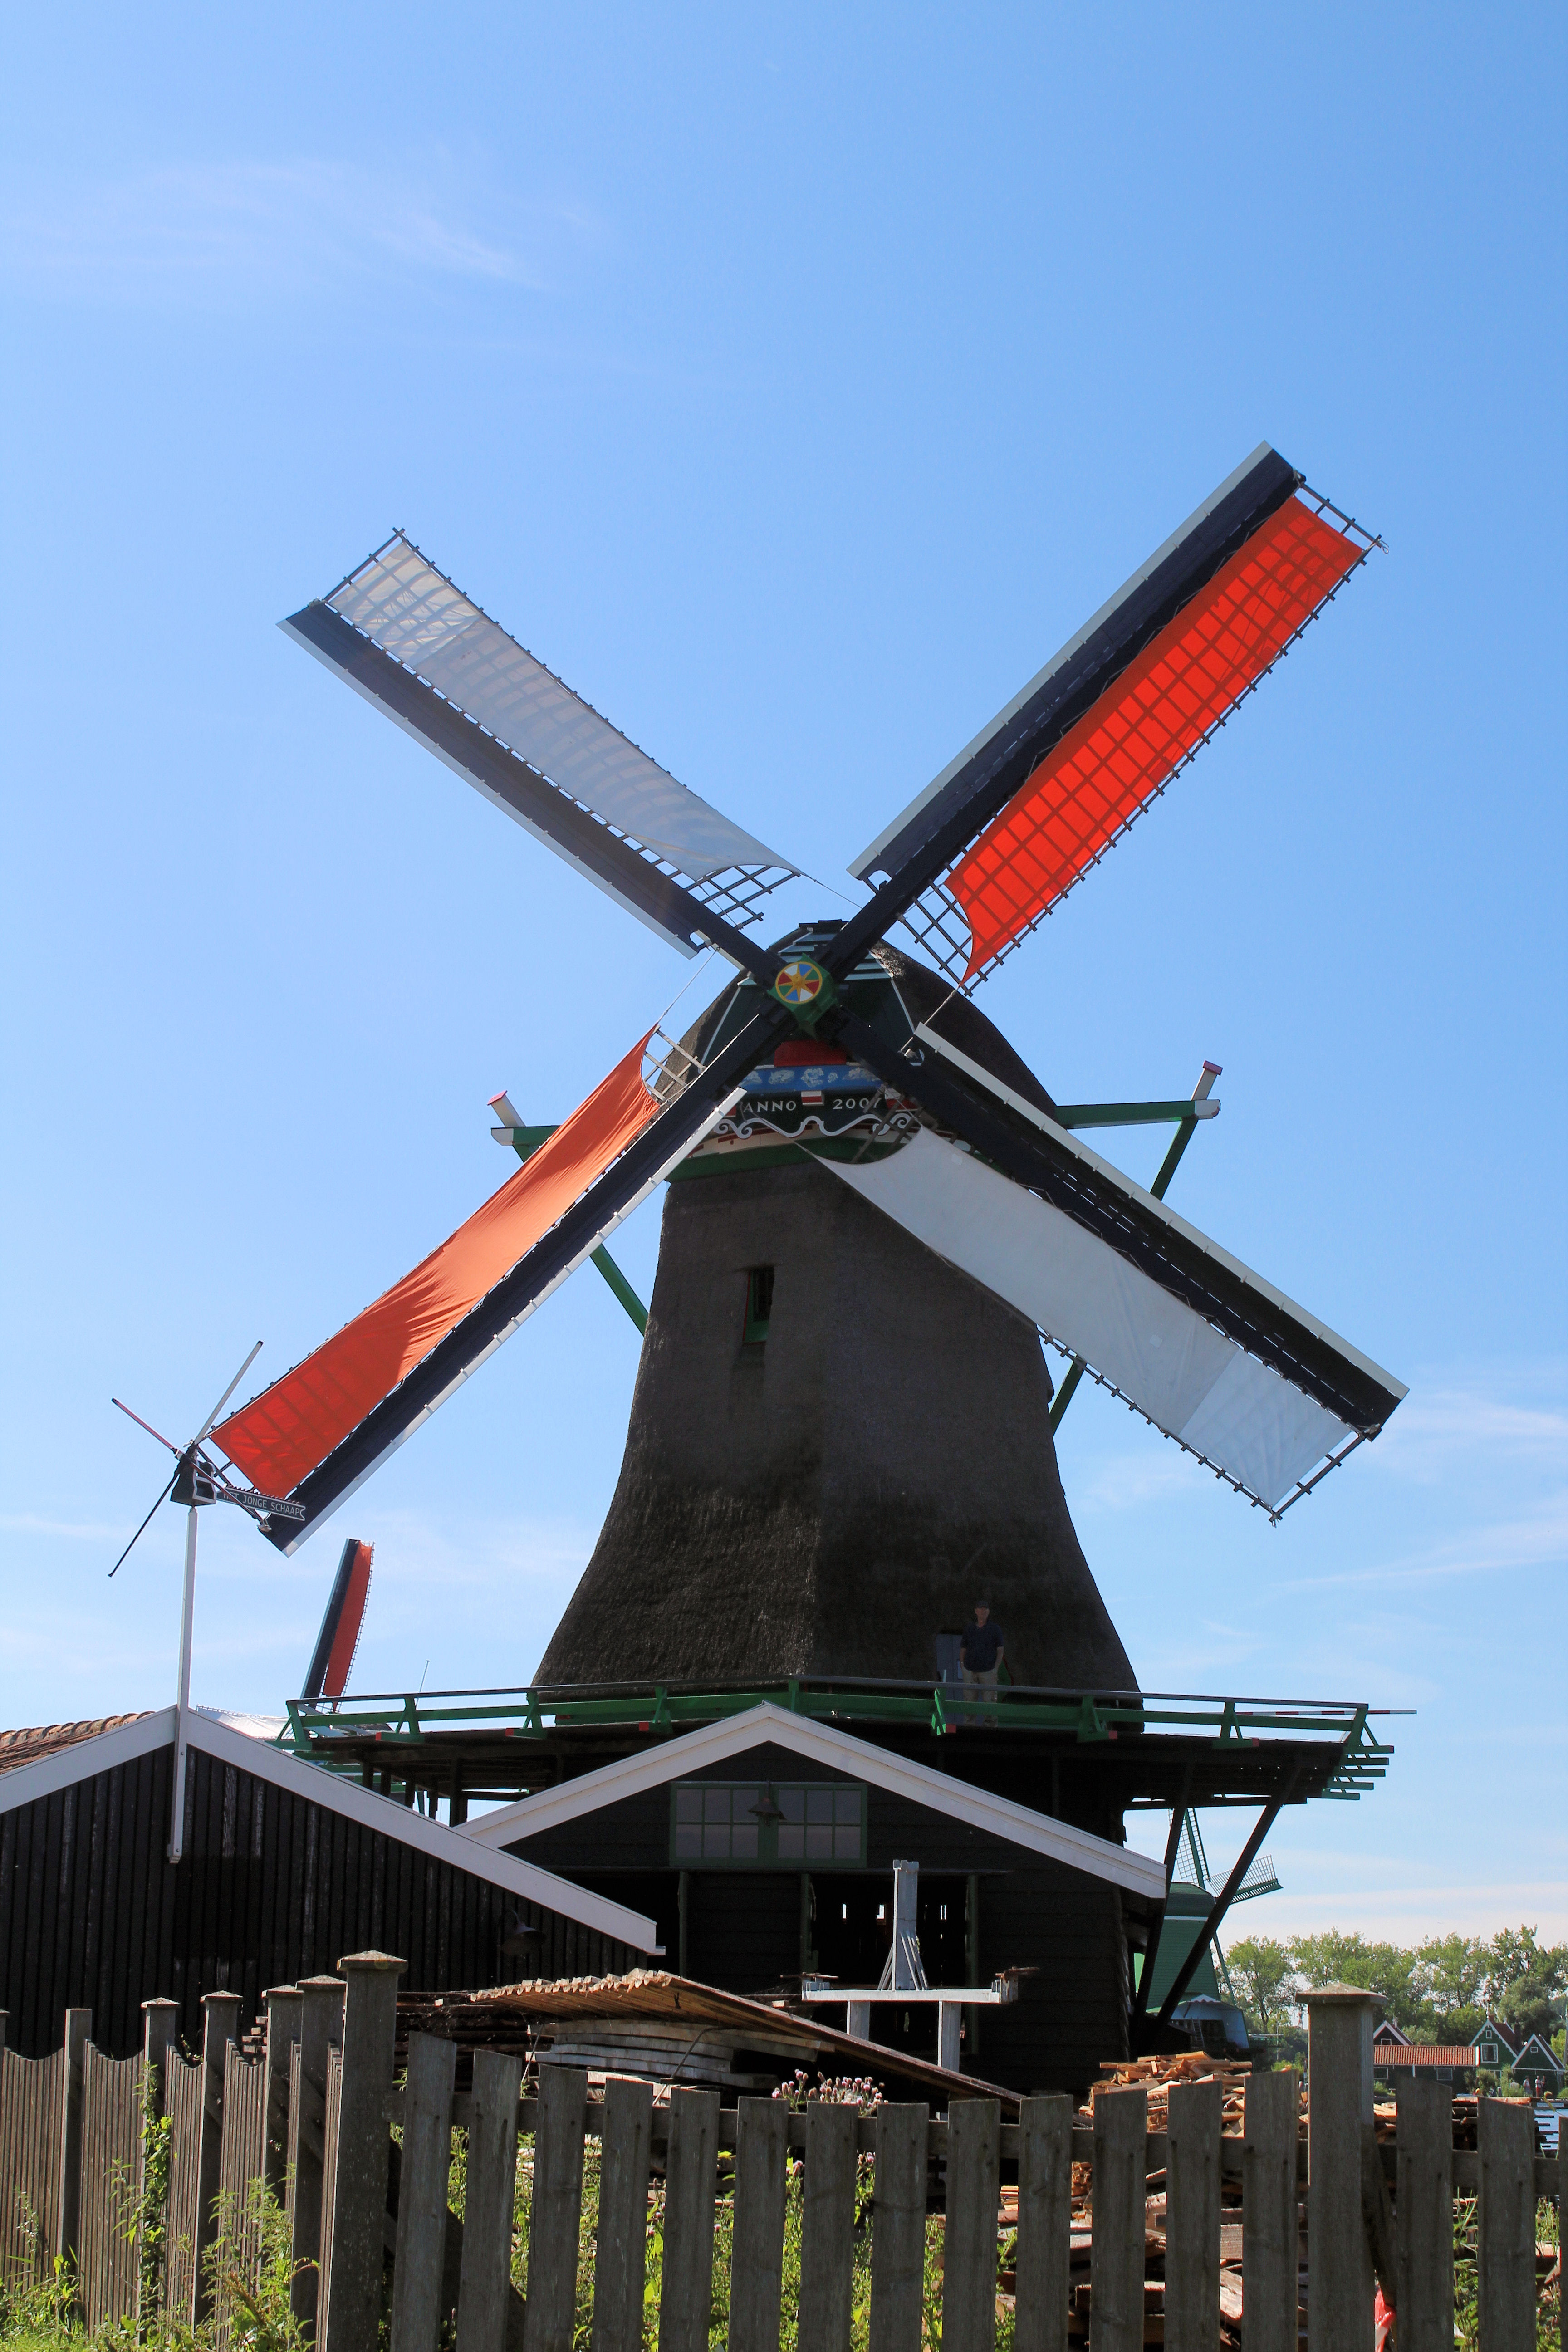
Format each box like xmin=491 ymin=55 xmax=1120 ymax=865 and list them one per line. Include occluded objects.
xmin=1372 ymin=2024 xmax=1474 ymax=2086
xmin=1471 ymin=2016 xmax=1520 ymax=2070
xmin=1468 ymin=2017 xmax=1564 ymax=2091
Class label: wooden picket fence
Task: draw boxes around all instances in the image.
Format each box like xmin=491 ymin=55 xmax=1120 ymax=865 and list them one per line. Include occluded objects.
xmin=0 ymin=1967 xmax=1563 ymax=2349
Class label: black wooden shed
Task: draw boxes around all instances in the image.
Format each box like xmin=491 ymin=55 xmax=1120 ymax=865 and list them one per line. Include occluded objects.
xmin=0 ymin=1706 xmax=660 ymax=2058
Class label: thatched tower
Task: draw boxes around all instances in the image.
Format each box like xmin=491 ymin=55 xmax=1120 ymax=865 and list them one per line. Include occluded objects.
xmin=538 ymin=945 xmax=1136 ymax=1695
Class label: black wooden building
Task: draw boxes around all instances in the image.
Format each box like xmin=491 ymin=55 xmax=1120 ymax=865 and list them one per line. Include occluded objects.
xmin=460 ymin=1700 xmax=1165 ymax=2094
xmin=0 ymin=1706 xmax=659 ymax=2057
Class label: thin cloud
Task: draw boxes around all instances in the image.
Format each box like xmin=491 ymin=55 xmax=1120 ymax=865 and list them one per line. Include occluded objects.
xmin=1 ymin=158 xmax=581 ymax=304
xmin=1275 ymin=1493 xmax=1568 ymax=1594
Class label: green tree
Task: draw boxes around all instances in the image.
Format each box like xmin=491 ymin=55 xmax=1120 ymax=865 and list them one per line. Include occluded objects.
xmin=1227 ymin=1936 xmax=1296 ymax=2030
xmin=1286 ymin=1931 xmax=1426 ymax=2034
xmin=1485 ymin=1925 xmax=1568 ymax=2043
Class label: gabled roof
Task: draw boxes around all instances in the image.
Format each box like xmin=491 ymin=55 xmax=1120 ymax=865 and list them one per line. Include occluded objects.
xmin=1470 ymin=2016 xmax=1523 ymax=2055
xmin=0 ymin=1705 xmax=658 ymax=1953
xmin=461 ymin=1702 xmax=1166 ymax=1899
xmin=1372 ymin=2021 xmax=1414 ymax=2046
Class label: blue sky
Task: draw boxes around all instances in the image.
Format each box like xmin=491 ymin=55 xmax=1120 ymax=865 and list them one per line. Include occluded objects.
xmin=2 ymin=4 xmax=1563 ymax=1942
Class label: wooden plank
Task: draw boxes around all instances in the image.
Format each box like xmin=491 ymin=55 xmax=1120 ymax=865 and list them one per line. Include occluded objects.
xmin=1394 ymin=2074 xmax=1451 ymax=2352
xmin=389 ymin=2030 xmax=457 ymax=2352
xmin=797 ymin=2100 xmax=858 ymax=2352
xmin=1305 ymin=1988 xmax=1375 ymax=2352
xmin=78 ymin=2043 xmax=141 ymax=2332
xmin=726 ymin=2093 xmax=787 ymax=2352
xmin=163 ymin=2050 xmax=204 ymax=2323
xmin=290 ymin=1974 xmax=344 ymax=2338
xmin=321 ymin=1952 xmax=404 ymax=2352
xmin=1088 ymin=2085 xmax=1145 ymax=2352
xmin=1165 ymin=2075 xmax=1220 ymax=2352
xmin=869 ymin=2104 xmax=928 ymax=2352
xmin=216 ymin=2043 xmax=270 ymax=2352
xmin=318 ymin=2045 xmax=343 ymax=2334
xmin=264 ymin=1987 xmax=302 ymax=2195
xmin=54 ymin=2007 xmax=89 ymax=2288
xmin=1477 ymin=2095 xmax=1535 ymax=2350
xmin=592 ymin=2075 xmax=655 ymax=2352
xmin=524 ymin=2064 xmax=588 ymax=2352
xmin=1242 ymin=2066 xmax=1298 ymax=2352
xmin=191 ymin=1992 xmax=241 ymax=2327
xmin=657 ymin=2085 xmax=720 ymax=2352
xmin=458 ymin=2046 xmax=524 ymax=2352
xmin=942 ymin=2098 xmax=1000 ymax=2352
xmin=1011 ymin=2094 xmax=1069 ymax=2352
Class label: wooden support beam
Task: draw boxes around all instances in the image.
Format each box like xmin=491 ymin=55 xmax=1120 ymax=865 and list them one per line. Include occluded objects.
xmin=1306 ymin=1986 xmax=1376 ymax=2352
xmin=389 ymin=2031 xmax=457 ymax=2352
xmin=591 ymin=2075 xmax=656 ymax=2352
xmin=321 ymin=1952 xmax=403 ymax=2352
xmin=868 ymin=2103 xmax=928 ymax=2352
xmin=1165 ymin=2075 xmax=1220 ymax=2351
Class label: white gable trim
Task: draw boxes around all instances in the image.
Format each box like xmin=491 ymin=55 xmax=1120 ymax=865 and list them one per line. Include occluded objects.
xmin=460 ymin=1703 xmax=1166 ymax=1899
xmin=0 ymin=1706 xmax=659 ymax=1954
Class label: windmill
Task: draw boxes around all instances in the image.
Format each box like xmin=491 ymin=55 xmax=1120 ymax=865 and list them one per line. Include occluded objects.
xmin=205 ymin=443 xmax=1404 ymax=1695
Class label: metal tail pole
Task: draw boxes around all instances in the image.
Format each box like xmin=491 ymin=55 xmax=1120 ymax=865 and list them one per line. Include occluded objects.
xmin=169 ymin=1503 xmax=199 ymax=1862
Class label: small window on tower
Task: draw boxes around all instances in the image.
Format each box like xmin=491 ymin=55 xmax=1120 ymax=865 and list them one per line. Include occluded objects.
xmin=743 ymin=1265 xmax=775 ymax=1345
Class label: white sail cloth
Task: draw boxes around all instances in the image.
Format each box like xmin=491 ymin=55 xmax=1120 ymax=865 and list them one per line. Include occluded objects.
xmin=328 ymin=536 xmax=794 ymax=880
xmin=823 ymin=1127 xmax=1355 ymax=1510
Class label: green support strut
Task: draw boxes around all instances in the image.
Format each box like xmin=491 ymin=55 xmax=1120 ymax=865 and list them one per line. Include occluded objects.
xmin=495 ymin=1112 xmax=649 ymax=1336
xmin=1047 ymin=1061 xmax=1221 ymax=1436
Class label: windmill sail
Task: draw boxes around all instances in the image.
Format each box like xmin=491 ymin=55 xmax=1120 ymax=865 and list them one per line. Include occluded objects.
xmin=215 ymin=1034 xmax=671 ymax=1534
xmin=823 ymin=1126 xmax=1399 ymax=1512
xmin=217 ymin=1000 xmax=797 ymax=1552
xmin=282 ymin=534 xmax=800 ymax=960
xmin=846 ymin=446 xmax=1377 ymax=988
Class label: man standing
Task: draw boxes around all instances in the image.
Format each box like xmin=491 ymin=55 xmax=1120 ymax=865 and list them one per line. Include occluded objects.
xmin=960 ymin=1601 xmax=1004 ymax=1722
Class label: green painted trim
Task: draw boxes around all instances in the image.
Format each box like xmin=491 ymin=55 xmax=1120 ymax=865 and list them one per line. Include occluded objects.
xmin=1047 ymin=1357 xmax=1087 ymax=1435
xmin=669 ymin=1138 xmax=904 ymax=1180
xmin=1150 ymin=1114 xmax=1200 ymax=1201
xmin=1054 ymin=1101 xmax=1217 ymax=1129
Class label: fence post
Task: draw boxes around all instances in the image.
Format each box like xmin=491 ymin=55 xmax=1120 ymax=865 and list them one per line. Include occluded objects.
xmin=524 ymin=2063 xmax=588 ymax=2352
xmin=942 ymin=2099 xmax=1000 ymax=2352
xmin=457 ymin=2045 xmax=523 ymax=2352
xmin=1011 ymin=2093 xmax=1070 ymax=2352
xmin=321 ymin=1951 xmax=404 ymax=2352
xmin=290 ymin=1974 xmax=345 ymax=2337
xmin=797 ymin=2100 xmax=858 ymax=2352
xmin=1165 ymin=2075 xmax=1220 ymax=2352
xmin=390 ymin=2030 xmax=457 ymax=2352
xmin=263 ymin=1987 xmax=302 ymax=2195
xmin=190 ymin=1990 xmax=241 ymax=2327
xmin=138 ymin=2000 xmax=179 ymax=2325
xmin=1477 ymin=2095 xmax=1535 ymax=2348
xmin=657 ymin=2084 xmax=720 ymax=2352
xmin=1242 ymin=2066 xmax=1298 ymax=2352
xmin=1090 ymin=2084 xmax=1146 ymax=2352
xmin=1393 ymin=2075 xmax=1451 ymax=2352
xmin=54 ymin=2006 xmax=90 ymax=2293
xmin=869 ymin=2102 xmax=929 ymax=2352
xmin=1306 ymin=1984 xmax=1376 ymax=2352
xmin=591 ymin=2075 xmax=656 ymax=2352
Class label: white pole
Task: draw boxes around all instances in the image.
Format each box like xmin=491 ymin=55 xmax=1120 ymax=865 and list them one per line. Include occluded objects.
xmin=169 ymin=1500 xmax=200 ymax=1862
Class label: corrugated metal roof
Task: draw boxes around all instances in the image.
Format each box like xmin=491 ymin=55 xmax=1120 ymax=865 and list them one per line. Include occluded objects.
xmin=0 ymin=1714 xmax=150 ymax=1773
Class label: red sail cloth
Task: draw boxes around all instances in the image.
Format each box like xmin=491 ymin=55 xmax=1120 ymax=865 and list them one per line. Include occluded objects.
xmin=948 ymin=498 xmax=1365 ymax=978
xmin=215 ymin=1034 xmax=660 ymax=1497
xmin=322 ymin=1541 xmax=372 ymax=1697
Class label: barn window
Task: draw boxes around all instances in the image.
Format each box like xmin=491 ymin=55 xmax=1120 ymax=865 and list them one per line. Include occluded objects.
xmin=670 ymin=1779 xmax=866 ymax=1867
xmin=743 ymin=1266 xmax=775 ymax=1344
